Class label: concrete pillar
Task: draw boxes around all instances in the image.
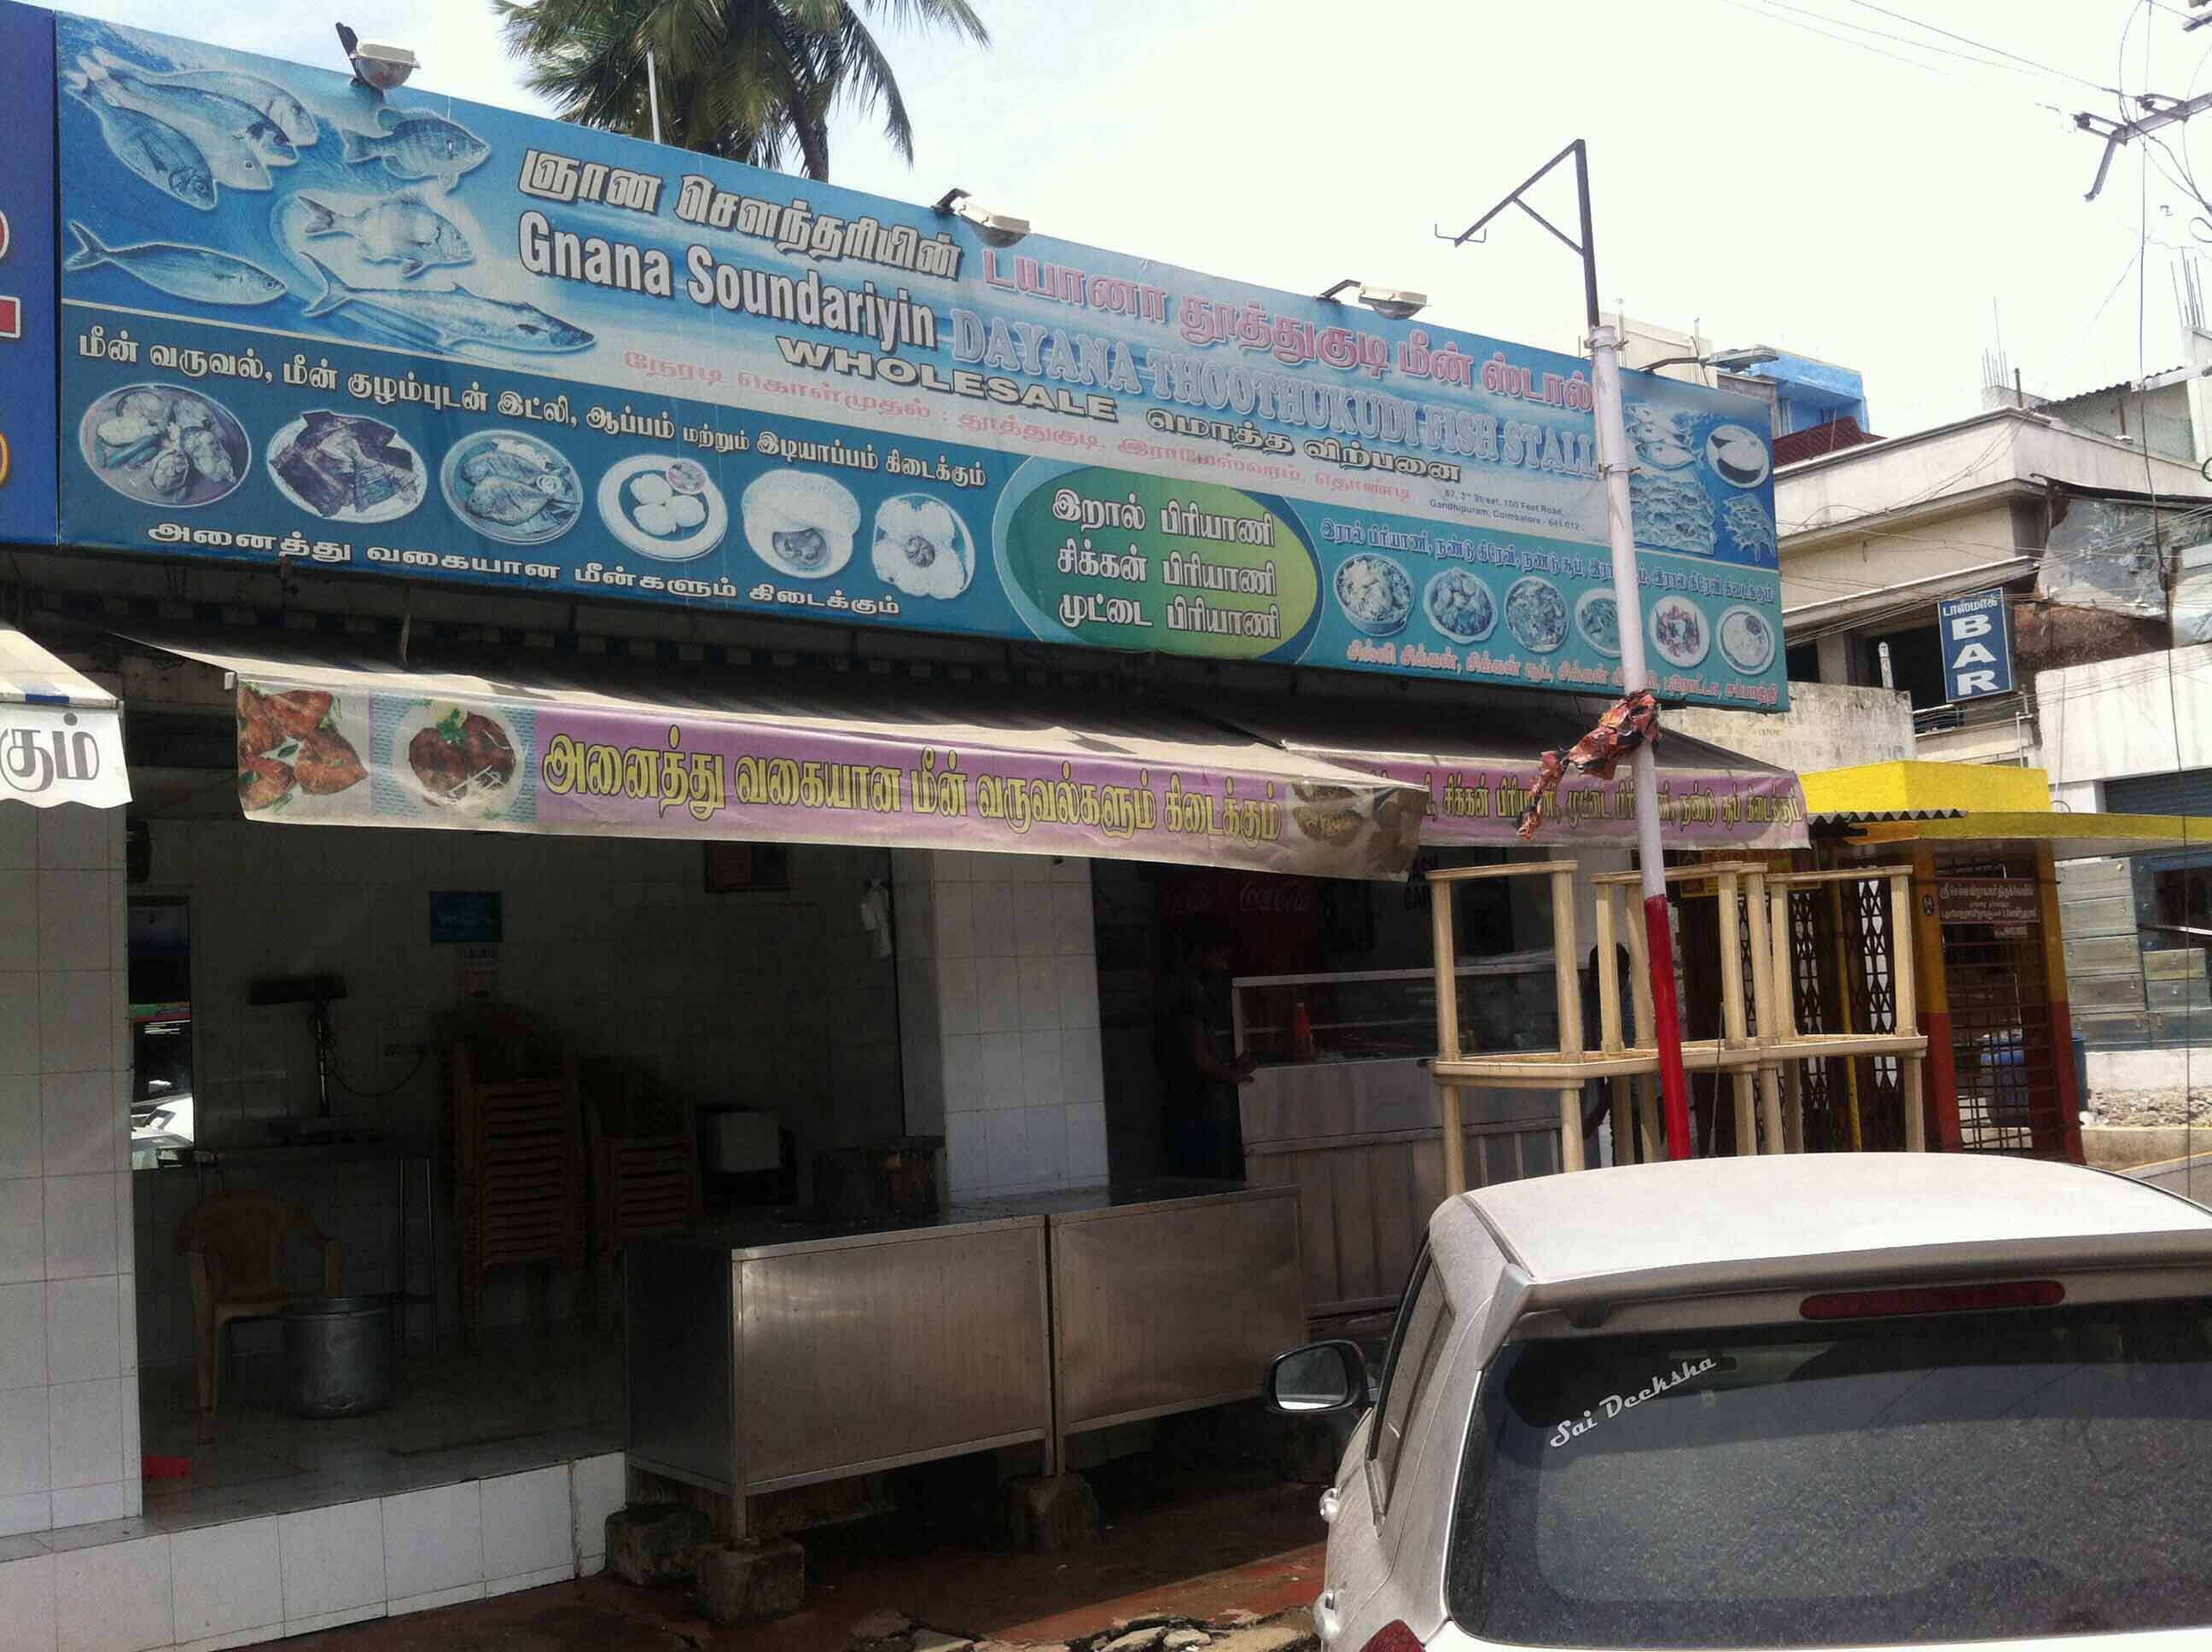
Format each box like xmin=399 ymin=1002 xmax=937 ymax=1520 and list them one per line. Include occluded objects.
xmin=894 ymin=850 xmax=1107 ymax=1198
xmin=0 ymin=803 xmax=137 ymax=1535
xmin=1816 ymin=633 xmax=1852 ymax=687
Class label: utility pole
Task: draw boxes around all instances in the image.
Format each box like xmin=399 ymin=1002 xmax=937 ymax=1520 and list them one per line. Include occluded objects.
xmin=1437 ymin=140 xmax=1696 ymax=1162
xmin=2076 ymin=92 xmax=2212 ymax=201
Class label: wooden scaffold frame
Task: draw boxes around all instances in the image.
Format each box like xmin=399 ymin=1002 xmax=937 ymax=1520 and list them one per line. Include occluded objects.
xmin=1426 ymin=858 xmax=1930 ymax=1188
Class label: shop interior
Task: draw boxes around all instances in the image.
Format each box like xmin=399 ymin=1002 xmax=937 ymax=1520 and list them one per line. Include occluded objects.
xmin=108 ymin=631 xmax=1650 ymax=1536
xmin=1096 ymin=848 xmax=1629 ymax=1317
xmin=120 ymin=742 xmax=905 ymax=1528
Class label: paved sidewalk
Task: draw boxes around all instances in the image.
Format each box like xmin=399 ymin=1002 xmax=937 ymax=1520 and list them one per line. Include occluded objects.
xmin=277 ymin=1457 xmax=1325 ymax=1650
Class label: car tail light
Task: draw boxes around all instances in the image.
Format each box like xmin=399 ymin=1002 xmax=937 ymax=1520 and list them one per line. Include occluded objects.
xmin=1358 ymin=1623 xmax=1424 ymax=1652
xmin=1801 ymin=1279 xmax=2064 ymax=1320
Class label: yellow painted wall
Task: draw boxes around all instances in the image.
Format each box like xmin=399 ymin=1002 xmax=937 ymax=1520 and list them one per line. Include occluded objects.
xmin=1802 ymin=760 xmax=2054 ymax=816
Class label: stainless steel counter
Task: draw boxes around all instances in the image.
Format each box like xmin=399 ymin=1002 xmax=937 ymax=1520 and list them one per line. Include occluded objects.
xmin=1240 ymin=1056 xmax=1559 ymax=1316
xmin=626 ymin=1179 xmax=1302 ymax=1535
xmin=1051 ymin=1185 xmax=1301 ymax=1449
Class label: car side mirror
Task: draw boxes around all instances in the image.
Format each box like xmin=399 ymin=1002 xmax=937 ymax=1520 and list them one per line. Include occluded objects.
xmin=1266 ymin=1340 xmax=1368 ymax=1415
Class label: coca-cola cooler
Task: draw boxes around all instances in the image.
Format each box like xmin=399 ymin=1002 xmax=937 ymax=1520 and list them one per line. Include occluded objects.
xmin=1157 ymin=869 xmax=1327 ymax=975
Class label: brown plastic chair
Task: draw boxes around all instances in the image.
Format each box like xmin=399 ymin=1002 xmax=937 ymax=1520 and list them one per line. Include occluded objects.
xmin=177 ymin=1191 xmax=341 ymax=1423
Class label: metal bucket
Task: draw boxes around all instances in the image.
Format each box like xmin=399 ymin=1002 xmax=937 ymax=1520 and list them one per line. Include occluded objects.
xmin=283 ymin=1294 xmax=397 ymax=1419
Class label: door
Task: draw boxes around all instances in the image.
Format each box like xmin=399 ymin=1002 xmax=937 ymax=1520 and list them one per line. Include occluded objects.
xmin=1326 ymin=1249 xmax=1453 ymax=1649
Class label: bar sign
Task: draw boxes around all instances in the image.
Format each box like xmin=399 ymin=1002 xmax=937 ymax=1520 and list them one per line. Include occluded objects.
xmin=1938 ymin=590 xmax=2013 ymax=702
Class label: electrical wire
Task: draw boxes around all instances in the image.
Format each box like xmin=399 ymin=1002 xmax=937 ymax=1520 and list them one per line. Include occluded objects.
xmin=330 ymin=1044 xmax=428 ymax=1100
xmin=1762 ymin=0 xmax=2092 ymax=88
xmin=1710 ymin=0 xmax=2087 ymax=107
xmin=1839 ymin=0 xmax=2120 ymax=95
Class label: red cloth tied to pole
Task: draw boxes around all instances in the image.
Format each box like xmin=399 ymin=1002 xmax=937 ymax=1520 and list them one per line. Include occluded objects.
xmin=1516 ymin=689 xmax=1661 ymax=841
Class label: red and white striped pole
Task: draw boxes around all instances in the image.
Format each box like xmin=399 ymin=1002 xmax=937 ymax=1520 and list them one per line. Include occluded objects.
xmin=1589 ymin=323 xmax=1693 ymax=1158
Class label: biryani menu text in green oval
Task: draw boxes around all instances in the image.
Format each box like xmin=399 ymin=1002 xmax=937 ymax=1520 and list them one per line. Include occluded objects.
xmin=1002 ymin=470 xmax=1320 ymax=660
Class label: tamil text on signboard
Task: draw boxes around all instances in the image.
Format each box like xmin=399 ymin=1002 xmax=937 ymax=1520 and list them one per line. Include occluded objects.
xmin=1938 ymin=877 xmax=2040 ymax=939
xmin=47 ymin=11 xmax=1784 ymax=708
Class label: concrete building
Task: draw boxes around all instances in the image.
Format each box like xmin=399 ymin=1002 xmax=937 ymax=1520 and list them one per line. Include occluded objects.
xmin=1778 ymin=403 xmax=2212 ymax=767
xmin=1774 ymin=336 xmax=2212 ymax=1082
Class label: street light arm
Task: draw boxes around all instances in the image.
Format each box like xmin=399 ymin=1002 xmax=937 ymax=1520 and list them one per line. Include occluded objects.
xmin=1435 ymin=139 xmax=1694 ymax=1162
xmin=1435 ymin=137 xmax=1599 ymax=329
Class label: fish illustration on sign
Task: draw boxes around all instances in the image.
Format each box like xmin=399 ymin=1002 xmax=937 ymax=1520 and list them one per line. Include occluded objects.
xmin=298 ymin=254 xmax=591 ymax=355
xmin=65 ymin=222 xmax=287 ymax=306
xmin=64 ymin=79 xmax=215 ymax=211
xmin=86 ymin=48 xmax=317 ymax=147
xmin=341 ymin=107 xmax=489 ymax=191
xmin=296 ymin=192 xmax=472 ymax=277
xmin=74 ymin=57 xmax=285 ymax=190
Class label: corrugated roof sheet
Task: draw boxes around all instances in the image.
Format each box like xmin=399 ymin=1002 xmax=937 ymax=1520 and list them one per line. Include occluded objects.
xmin=1775 ymin=416 xmax=1880 ymax=466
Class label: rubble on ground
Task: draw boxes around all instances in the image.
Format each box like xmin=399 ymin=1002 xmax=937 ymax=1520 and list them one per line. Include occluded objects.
xmin=845 ymin=1605 xmax=1317 ymax=1652
xmin=2090 ymin=1089 xmax=2212 ymax=1127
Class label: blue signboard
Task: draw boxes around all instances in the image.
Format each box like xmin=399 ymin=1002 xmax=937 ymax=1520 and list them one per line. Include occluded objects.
xmin=1938 ymin=589 xmax=2013 ymax=701
xmin=50 ymin=11 xmax=1784 ymax=709
xmin=0 ymin=0 xmax=57 ymax=544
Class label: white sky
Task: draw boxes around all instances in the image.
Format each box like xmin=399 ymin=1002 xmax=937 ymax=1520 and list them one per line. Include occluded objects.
xmin=57 ymin=0 xmax=2212 ymax=437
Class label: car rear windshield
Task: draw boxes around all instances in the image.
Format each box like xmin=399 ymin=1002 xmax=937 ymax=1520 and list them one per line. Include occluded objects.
xmin=1447 ymin=1296 xmax=2212 ymax=1647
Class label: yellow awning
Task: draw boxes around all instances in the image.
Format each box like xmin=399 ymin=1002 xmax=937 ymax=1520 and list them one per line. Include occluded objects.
xmin=1840 ymin=811 xmax=2212 ymax=861
xmin=1803 ymin=760 xmax=2053 ymax=818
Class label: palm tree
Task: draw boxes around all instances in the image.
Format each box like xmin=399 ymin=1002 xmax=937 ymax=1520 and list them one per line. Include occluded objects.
xmin=496 ymin=0 xmax=989 ymax=182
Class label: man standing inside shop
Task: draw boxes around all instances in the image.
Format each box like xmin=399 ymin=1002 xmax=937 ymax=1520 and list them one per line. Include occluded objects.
xmin=1158 ymin=918 xmax=1254 ymax=1181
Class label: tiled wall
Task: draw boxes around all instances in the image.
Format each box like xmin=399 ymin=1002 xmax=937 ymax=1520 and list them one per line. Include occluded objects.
xmin=0 ymin=1449 xmax=626 ymax=1649
xmin=0 ymin=804 xmax=139 ymax=1539
xmin=893 ymin=851 xmax=1107 ymax=1197
xmin=131 ymin=822 xmax=902 ymax=1358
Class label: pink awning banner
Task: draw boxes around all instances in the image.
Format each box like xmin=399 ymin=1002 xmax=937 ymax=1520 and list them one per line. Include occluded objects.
xmin=1208 ymin=691 xmax=1808 ymax=852
xmin=141 ymin=631 xmax=1428 ymax=879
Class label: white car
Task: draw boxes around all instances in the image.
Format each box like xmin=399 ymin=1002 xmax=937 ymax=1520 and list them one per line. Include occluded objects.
xmin=1267 ymin=1154 xmax=2212 ymax=1652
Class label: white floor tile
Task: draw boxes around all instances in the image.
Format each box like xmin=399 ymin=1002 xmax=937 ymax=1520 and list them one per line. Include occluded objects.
xmin=569 ymin=1453 xmax=625 ymax=1564
xmin=0 ymin=1493 xmax=51 ymax=1540
xmin=1065 ymin=1102 xmax=1109 ymax=1182
xmin=177 ymin=1627 xmax=283 ymax=1652
xmin=0 ymin=1075 xmax=42 ymax=1179
xmin=0 ymin=806 xmax=32 ymax=874
xmin=48 ymin=1380 xmax=125 ymax=1491
xmin=485 ymin=1562 xmax=572 ymax=1598
xmin=52 ymin=1533 xmax=171 ymax=1652
xmin=36 ymin=973 xmax=111 ymax=1078
xmin=0 ymin=1178 xmax=44 ymax=1286
xmin=276 ymin=1498 xmax=382 ymax=1622
xmin=380 ymin=1480 xmax=482 ymax=1603
xmin=480 ymin=1466 xmax=570 ymax=1581
xmin=0 ymin=1550 xmax=55 ymax=1652
xmin=42 ymin=1180 xmax=116 ymax=1283
xmin=170 ymin=1515 xmax=280 ymax=1646
xmin=0 ymin=975 xmax=38 ymax=1079
xmin=0 ymin=1282 xmax=46 ymax=1391
xmin=0 ymin=1387 xmax=49 ymax=1501
xmin=46 ymin=1277 xmax=120 ymax=1382
xmin=51 ymin=1485 xmax=127 ymax=1528
xmin=388 ymin=1580 xmax=485 ymax=1617
xmin=40 ymin=1517 xmax=154 ymax=1555
xmin=39 ymin=1075 xmax=114 ymax=1182
xmin=282 ymin=1603 xmax=384 ymax=1637
xmin=38 ymin=874 xmax=112 ymax=974
xmin=36 ymin=809 xmax=111 ymax=874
